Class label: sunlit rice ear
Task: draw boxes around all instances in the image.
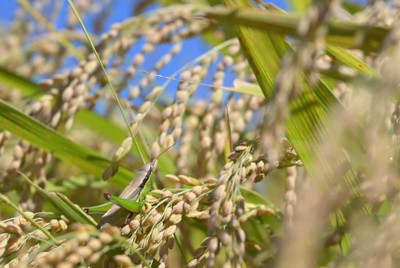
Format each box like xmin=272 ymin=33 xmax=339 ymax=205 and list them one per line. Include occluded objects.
xmin=112 ymin=137 xmax=133 ymax=163
xmin=102 ymin=137 xmax=132 ymax=181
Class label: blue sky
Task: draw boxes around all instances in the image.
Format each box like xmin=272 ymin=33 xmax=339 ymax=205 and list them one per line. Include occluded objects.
xmin=0 ymin=1 xmax=287 ymax=33
xmin=0 ymin=0 xmax=366 ymax=102
xmin=0 ymin=1 xmax=284 ymax=96
xmin=0 ymin=0 xmax=368 ymax=25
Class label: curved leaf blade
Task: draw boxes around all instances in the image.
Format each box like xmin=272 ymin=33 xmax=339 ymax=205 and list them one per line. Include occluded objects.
xmin=0 ymin=99 xmax=133 ymax=187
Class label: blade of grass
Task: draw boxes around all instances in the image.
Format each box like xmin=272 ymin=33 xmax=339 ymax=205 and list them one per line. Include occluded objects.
xmin=55 ymin=192 xmax=98 ymax=225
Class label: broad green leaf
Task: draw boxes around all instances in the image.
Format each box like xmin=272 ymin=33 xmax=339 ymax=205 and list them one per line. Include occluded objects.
xmin=285 ymin=90 xmax=326 ymax=169
xmin=223 ymin=1 xmax=369 ymax=256
xmin=0 ymin=99 xmax=134 ymax=188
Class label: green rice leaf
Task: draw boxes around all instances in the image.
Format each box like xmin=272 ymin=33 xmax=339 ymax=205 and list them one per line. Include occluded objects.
xmin=0 ymin=66 xmax=41 ymax=96
xmin=0 ymin=99 xmax=134 ymax=188
xmin=325 ymin=45 xmax=380 ymax=78
xmin=19 ymin=172 xmax=97 ymax=226
xmin=204 ymin=7 xmax=389 ymax=52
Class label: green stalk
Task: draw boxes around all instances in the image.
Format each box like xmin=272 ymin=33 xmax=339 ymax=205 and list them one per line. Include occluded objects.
xmin=67 ymin=0 xmax=146 ymax=164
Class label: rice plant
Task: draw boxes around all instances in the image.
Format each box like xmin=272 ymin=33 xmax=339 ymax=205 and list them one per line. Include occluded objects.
xmin=0 ymin=0 xmax=399 ymax=267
